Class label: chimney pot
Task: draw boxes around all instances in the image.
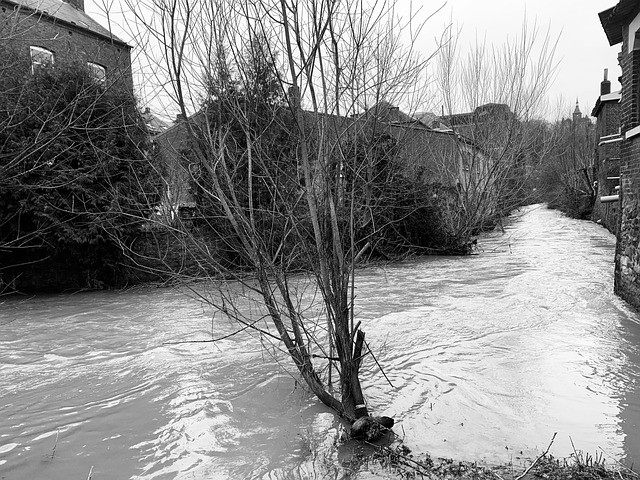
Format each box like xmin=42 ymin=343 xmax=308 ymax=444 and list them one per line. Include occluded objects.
xmin=601 ymin=68 xmax=611 ymax=96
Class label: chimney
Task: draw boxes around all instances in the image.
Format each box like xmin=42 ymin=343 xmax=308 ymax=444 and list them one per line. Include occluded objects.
xmin=390 ymin=106 xmax=400 ymax=121
xmin=601 ymin=68 xmax=611 ymax=96
xmin=65 ymin=0 xmax=85 ymax=11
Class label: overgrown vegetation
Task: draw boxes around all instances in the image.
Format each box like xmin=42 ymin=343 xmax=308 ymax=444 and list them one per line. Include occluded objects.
xmin=434 ymin=23 xmax=560 ymax=238
xmin=0 ymin=45 xmax=158 ymax=291
xmin=534 ymin=116 xmax=597 ymax=219
xmin=351 ymin=440 xmax=638 ymax=480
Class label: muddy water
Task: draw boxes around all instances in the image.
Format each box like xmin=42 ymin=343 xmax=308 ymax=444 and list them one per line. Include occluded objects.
xmin=1 ymin=205 xmax=640 ymax=479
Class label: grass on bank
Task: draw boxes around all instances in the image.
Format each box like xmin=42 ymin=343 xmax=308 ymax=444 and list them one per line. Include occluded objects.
xmin=351 ymin=433 xmax=637 ymax=480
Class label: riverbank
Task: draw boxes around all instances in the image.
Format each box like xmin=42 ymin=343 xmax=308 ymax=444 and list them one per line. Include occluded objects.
xmin=359 ymin=440 xmax=639 ymax=480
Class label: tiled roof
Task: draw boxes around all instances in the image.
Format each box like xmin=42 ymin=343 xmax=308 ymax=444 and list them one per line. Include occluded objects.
xmin=5 ymin=0 xmax=128 ymax=46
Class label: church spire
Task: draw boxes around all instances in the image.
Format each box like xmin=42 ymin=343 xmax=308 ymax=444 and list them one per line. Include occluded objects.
xmin=573 ymin=98 xmax=582 ymax=121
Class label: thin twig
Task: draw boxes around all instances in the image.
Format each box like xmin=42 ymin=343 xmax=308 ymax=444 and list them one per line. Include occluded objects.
xmin=50 ymin=429 xmax=59 ymax=459
xmin=598 ymin=447 xmax=640 ymax=478
xmin=367 ymin=443 xmax=432 ymax=477
xmin=569 ymin=436 xmax=580 ymax=464
xmin=87 ymin=465 xmax=94 ymax=480
xmin=515 ymin=432 xmax=557 ymax=480
xmin=163 ymin=316 xmax=274 ymax=345
xmin=312 ymin=354 xmax=340 ymax=361
xmin=364 ymin=339 xmax=395 ymax=388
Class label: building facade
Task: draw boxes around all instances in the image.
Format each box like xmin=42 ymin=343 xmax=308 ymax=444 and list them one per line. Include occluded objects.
xmin=0 ymin=0 xmax=132 ymax=90
xmin=591 ymin=69 xmax=622 ymax=233
xmin=600 ymin=0 xmax=640 ymax=308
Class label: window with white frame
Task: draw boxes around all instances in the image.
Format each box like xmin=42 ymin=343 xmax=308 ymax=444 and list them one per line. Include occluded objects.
xmin=87 ymin=62 xmax=106 ymax=85
xmin=29 ymin=46 xmax=54 ymax=73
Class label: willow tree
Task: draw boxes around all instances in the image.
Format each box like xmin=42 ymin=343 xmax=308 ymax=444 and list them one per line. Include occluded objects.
xmin=119 ymin=0 xmax=436 ymax=427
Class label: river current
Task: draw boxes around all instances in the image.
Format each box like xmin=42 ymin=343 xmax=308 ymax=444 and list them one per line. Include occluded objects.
xmin=2 ymin=205 xmax=640 ymax=479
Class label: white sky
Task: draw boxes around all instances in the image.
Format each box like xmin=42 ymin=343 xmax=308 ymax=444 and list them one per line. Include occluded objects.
xmin=432 ymin=0 xmax=621 ymax=118
xmin=85 ymin=0 xmax=621 ymax=120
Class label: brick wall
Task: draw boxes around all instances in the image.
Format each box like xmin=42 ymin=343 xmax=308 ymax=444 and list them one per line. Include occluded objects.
xmin=614 ymin=24 xmax=640 ymax=309
xmin=592 ymin=98 xmax=621 ymax=233
xmin=0 ymin=2 xmax=132 ymax=91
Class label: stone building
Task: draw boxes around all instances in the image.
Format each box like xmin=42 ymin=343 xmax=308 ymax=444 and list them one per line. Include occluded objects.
xmin=599 ymin=0 xmax=640 ymax=308
xmin=591 ymin=69 xmax=622 ymax=233
xmin=0 ymin=0 xmax=132 ymax=90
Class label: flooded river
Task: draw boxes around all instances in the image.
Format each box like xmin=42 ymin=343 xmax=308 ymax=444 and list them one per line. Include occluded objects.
xmin=2 ymin=205 xmax=640 ymax=479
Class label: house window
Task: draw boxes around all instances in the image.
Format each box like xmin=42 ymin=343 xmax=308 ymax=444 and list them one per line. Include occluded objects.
xmin=87 ymin=62 xmax=106 ymax=85
xmin=30 ymin=46 xmax=54 ymax=73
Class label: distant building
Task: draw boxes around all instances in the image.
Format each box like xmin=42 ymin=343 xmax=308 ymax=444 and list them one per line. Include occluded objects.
xmin=0 ymin=0 xmax=132 ymax=90
xmin=591 ymin=69 xmax=622 ymax=233
xmin=439 ymin=103 xmax=516 ymax=152
xmin=153 ymin=101 xmax=495 ymax=225
xmin=359 ymin=101 xmax=493 ymax=196
xmin=599 ymin=0 xmax=640 ymax=308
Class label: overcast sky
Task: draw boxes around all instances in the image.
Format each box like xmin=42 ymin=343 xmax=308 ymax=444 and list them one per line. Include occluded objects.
xmin=435 ymin=0 xmax=620 ymax=117
xmin=86 ymin=0 xmax=621 ymax=120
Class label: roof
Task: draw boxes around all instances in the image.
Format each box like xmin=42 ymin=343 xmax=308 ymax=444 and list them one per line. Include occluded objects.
xmin=4 ymin=0 xmax=129 ymax=46
xmin=355 ymin=101 xmax=416 ymax=124
xmin=142 ymin=109 xmax=171 ymax=135
xmin=573 ymin=100 xmax=582 ymax=115
xmin=599 ymin=0 xmax=640 ymax=46
xmin=591 ymin=90 xmax=621 ymax=117
xmin=440 ymin=103 xmax=513 ymax=128
xmin=601 ymin=91 xmax=622 ymax=102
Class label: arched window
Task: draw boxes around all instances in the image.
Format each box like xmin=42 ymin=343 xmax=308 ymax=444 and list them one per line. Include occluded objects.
xmin=87 ymin=62 xmax=106 ymax=85
xmin=29 ymin=46 xmax=54 ymax=73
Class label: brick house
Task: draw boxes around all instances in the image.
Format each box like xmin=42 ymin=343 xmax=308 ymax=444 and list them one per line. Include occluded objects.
xmin=591 ymin=69 xmax=622 ymax=233
xmin=0 ymin=0 xmax=132 ymax=90
xmin=599 ymin=0 xmax=640 ymax=308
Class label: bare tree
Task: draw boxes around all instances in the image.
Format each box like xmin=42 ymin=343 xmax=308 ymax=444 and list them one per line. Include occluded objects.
xmin=119 ymin=0 xmax=439 ymax=433
xmin=431 ymin=21 xmax=560 ymax=239
xmin=537 ymin=110 xmax=597 ymax=218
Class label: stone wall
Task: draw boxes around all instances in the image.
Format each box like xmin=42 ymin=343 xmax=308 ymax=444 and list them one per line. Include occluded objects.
xmin=123 ymin=229 xmax=229 ymax=284
xmin=615 ymin=137 xmax=640 ymax=308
